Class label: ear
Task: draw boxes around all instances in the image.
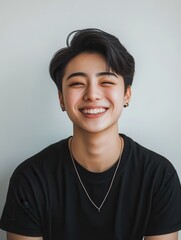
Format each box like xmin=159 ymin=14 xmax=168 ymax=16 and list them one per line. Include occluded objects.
xmin=124 ymin=85 xmax=131 ymax=106
xmin=58 ymin=90 xmax=66 ymax=111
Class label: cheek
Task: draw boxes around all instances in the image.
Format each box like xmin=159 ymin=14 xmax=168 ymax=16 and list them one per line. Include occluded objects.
xmin=63 ymin=90 xmax=80 ymax=108
xmin=106 ymin=88 xmax=124 ymax=103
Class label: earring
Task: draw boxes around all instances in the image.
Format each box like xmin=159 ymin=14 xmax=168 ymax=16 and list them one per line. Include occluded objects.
xmin=61 ymin=106 xmax=66 ymax=111
xmin=124 ymin=103 xmax=129 ymax=108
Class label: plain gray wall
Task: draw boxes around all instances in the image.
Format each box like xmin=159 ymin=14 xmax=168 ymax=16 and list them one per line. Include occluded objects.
xmin=0 ymin=0 xmax=181 ymax=239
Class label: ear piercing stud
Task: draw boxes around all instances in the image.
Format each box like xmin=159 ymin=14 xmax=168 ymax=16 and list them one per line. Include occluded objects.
xmin=61 ymin=106 xmax=66 ymax=111
xmin=124 ymin=103 xmax=129 ymax=108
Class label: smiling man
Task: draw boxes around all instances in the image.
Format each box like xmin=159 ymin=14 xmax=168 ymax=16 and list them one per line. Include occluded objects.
xmin=1 ymin=28 xmax=181 ymax=240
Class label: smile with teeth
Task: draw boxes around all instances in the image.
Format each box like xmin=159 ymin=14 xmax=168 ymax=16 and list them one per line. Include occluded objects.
xmin=81 ymin=108 xmax=107 ymax=115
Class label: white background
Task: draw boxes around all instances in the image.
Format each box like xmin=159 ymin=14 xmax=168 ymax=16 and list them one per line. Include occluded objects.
xmin=0 ymin=0 xmax=181 ymax=239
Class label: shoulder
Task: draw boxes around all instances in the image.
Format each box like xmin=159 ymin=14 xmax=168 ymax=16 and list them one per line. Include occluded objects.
xmin=10 ymin=137 xmax=71 ymax=184
xmin=124 ymin=134 xmax=174 ymax=167
xmin=122 ymin=134 xmax=177 ymax=185
xmin=122 ymin=134 xmax=181 ymax=215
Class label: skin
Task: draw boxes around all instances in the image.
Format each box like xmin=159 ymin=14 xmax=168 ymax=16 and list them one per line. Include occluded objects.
xmin=145 ymin=232 xmax=178 ymax=240
xmin=7 ymin=233 xmax=42 ymax=240
xmin=59 ymin=52 xmax=131 ymax=172
xmin=7 ymin=52 xmax=178 ymax=240
xmin=7 ymin=232 xmax=178 ymax=240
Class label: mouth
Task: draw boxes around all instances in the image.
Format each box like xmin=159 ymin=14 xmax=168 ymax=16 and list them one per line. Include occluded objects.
xmin=80 ymin=107 xmax=107 ymax=115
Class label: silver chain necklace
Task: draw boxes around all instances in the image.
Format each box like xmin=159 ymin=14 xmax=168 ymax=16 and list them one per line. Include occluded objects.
xmin=69 ymin=137 xmax=123 ymax=212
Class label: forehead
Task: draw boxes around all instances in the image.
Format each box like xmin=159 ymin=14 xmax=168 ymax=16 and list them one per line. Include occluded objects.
xmin=64 ymin=52 xmax=109 ymax=74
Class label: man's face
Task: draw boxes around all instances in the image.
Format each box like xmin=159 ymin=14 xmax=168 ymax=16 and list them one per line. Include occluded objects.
xmin=59 ymin=52 xmax=131 ymax=134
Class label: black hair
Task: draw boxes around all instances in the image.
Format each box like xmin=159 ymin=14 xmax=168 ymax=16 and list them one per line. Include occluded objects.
xmin=49 ymin=28 xmax=135 ymax=91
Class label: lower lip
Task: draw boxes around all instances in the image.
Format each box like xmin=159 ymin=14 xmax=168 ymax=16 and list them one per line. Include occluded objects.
xmin=80 ymin=110 xmax=107 ymax=119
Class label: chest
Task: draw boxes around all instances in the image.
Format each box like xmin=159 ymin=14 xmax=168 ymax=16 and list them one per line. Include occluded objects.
xmin=41 ymin=170 xmax=153 ymax=240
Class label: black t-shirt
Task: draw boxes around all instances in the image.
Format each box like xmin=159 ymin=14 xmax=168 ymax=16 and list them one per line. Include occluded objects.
xmin=1 ymin=134 xmax=181 ymax=240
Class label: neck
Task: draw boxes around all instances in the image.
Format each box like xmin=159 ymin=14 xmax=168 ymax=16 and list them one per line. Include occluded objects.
xmin=70 ymin=129 xmax=123 ymax=172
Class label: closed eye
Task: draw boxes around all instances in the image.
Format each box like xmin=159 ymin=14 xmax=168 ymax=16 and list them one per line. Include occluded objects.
xmin=69 ymin=82 xmax=85 ymax=87
xmin=101 ymin=81 xmax=115 ymax=85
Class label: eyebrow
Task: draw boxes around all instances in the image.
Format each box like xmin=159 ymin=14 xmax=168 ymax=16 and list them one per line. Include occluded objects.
xmin=66 ymin=72 xmax=118 ymax=81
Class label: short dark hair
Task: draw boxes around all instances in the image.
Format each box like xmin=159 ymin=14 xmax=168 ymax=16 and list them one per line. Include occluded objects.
xmin=49 ymin=28 xmax=135 ymax=91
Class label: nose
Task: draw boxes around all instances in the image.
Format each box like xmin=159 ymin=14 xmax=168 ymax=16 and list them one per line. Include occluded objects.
xmin=83 ymin=83 xmax=102 ymax=101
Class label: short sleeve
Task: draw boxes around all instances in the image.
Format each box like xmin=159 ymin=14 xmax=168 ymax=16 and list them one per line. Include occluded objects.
xmin=145 ymin=170 xmax=181 ymax=236
xmin=0 ymin=173 xmax=42 ymax=237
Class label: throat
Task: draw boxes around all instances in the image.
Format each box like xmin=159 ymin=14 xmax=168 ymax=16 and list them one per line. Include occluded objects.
xmin=69 ymin=135 xmax=123 ymax=173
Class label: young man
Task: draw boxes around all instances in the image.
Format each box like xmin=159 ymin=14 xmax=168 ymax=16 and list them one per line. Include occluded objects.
xmin=1 ymin=28 xmax=181 ymax=240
